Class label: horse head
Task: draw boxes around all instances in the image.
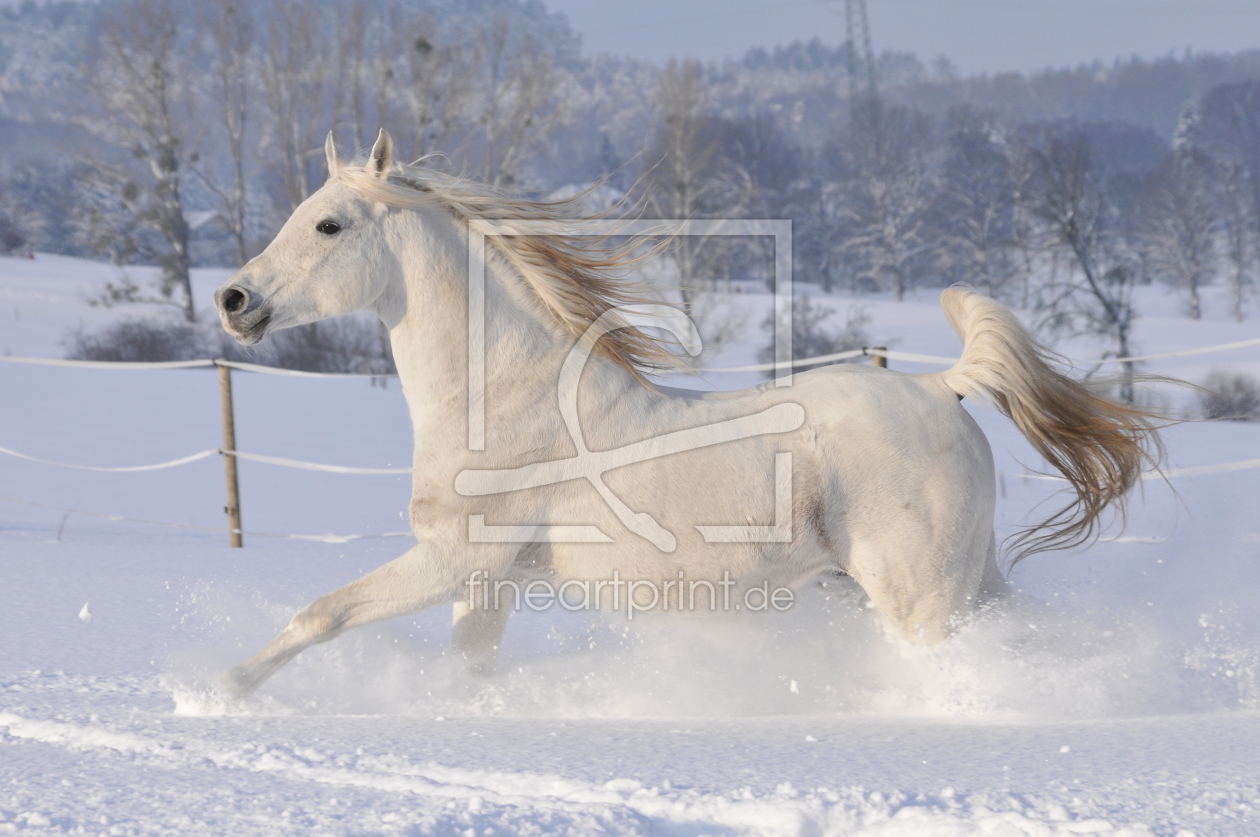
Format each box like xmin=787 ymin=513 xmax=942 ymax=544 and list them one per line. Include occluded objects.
xmin=215 ymin=130 xmax=399 ymax=345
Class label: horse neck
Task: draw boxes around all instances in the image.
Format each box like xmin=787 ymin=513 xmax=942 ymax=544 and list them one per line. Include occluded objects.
xmin=381 ymin=209 xmax=595 ymax=452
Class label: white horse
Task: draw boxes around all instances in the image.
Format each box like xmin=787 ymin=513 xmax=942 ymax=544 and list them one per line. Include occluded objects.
xmin=214 ymin=130 xmax=1158 ymax=696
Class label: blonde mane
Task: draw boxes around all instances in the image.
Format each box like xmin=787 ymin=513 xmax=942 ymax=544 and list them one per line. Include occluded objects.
xmin=335 ymin=162 xmax=680 ymax=383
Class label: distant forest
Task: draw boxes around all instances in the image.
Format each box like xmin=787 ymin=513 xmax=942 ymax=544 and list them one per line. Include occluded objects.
xmin=2 ymin=0 xmax=1259 ymax=360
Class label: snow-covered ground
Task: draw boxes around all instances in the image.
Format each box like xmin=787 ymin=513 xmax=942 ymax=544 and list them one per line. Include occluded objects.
xmin=2 ymin=252 xmax=1259 ymax=836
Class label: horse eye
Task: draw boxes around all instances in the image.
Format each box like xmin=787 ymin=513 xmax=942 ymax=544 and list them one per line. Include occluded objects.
xmin=316 ymin=220 xmax=341 ymax=235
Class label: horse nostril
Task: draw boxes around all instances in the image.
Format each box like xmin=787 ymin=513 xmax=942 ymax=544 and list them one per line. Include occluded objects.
xmin=222 ymin=288 xmax=247 ymax=314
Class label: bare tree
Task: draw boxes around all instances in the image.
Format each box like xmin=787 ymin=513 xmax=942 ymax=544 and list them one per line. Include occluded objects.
xmin=825 ymin=99 xmax=936 ymax=301
xmin=643 ymin=60 xmax=750 ymax=307
xmin=0 ymin=173 xmax=32 ymax=253
xmin=78 ymin=0 xmax=200 ymax=321
xmin=1132 ymin=148 xmax=1218 ymax=320
xmin=337 ymin=11 xmax=565 ymax=187
xmin=1028 ymin=131 xmax=1138 ymax=401
xmin=718 ymin=113 xmax=810 ymax=291
xmin=257 ymin=0 xmax=338 ymax=214
xmin=1217 ymin=159 xmax=1257 ymax=322
xmin=194 ymin=0 xmax=255 ymax=266
xmin=1197 ymin=82 xmax=1260 ymax=244
xmin=329 ymin=0 xmax=376 ymax=154
xmin=393 ymin=14 xmax=480 ymax=160
xmin=474 ymin=20 xmax=569 ymax=189
xmin=1005 ymin=132 xmax=1047 ymax=308
xmin=930 ymin=106 xmax=1023 ymax=300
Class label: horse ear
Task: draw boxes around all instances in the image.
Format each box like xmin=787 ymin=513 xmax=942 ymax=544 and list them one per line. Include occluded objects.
xmin=368 ymin=129 xmax=393 ymax=179
xmin=324 ymin=132 xmax=342 ymax=178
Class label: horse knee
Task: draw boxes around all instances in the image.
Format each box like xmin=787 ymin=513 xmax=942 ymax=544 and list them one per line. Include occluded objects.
xmin=286 ymin=600 xmax=344 ymax=644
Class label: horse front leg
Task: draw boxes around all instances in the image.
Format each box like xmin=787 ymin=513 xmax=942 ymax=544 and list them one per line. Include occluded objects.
xmin=223 ymin=542 xmax=506 ymax=697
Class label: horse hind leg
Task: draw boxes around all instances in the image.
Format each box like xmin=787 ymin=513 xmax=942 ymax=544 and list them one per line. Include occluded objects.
xmin=452 ymin=601 xmax=511 ymax=677
xmin=846 ymin=524 xmax=993 ymax=644
xmin=978 ymin=531 xmax=1010 ymax=603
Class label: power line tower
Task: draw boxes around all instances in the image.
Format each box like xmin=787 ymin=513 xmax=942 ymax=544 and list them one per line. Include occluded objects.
xmin=844 ymin=0 xmax=878 ymax=107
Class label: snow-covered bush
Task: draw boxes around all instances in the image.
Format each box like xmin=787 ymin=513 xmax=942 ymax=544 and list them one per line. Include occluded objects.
xmin=1199 ymin=369 xmax=1260 ymax=421
xmin=64 ymin=317 xmax=209 ymax=362
xmin=0 ymin=209 xmax=25 ymax=253
xmin=260 ymin=317 xmax=395 ymax=376
xmin=64 ymin=315 xmax=395 ymax=375
xmin=756 ymin=295 xmax=872 ymax=377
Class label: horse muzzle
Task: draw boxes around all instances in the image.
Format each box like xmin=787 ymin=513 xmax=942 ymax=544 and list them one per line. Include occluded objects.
xmin=215 ymin=285 xmax=271 ymax=344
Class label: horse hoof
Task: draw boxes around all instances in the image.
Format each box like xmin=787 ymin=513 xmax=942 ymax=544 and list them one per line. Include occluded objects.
xmin=465 ymin=659 xmax=495 ymax=678
xmin=220 ymin=666 xmax=258 ymax=699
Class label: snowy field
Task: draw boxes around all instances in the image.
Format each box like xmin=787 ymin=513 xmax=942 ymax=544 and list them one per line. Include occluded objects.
xmin=2 ymin=252 xmax=1259 ymax=836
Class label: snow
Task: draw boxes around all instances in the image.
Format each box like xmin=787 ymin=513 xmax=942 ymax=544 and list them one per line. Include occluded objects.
xmin=2 ymin=252 xmax=1259 ymax=835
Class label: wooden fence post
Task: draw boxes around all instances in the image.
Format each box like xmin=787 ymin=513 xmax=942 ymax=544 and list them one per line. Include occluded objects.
xmin=871 ymin=346 xmax=888 ymax=368
xmin=217 ymin=362 xmax=243 ymax=548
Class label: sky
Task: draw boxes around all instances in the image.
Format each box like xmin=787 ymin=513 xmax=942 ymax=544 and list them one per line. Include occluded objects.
xmin=542 ymin=0 xmax=1260 ymax=75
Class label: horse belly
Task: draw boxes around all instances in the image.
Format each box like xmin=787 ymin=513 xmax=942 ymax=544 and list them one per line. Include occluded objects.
xmin=542 ymin=433 xmax=833 ymax=608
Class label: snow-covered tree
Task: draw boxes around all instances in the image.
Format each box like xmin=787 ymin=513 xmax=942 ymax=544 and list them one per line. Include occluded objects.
xmin=1027 ymin=130 xmax=1138 ymax=401
xmin=1132 ymin=148 xmax=1218 ymax=320
xmin=643 ymin=60 xmax=750 ymax=306
xmin=929 ymin=106 xmax=1024 ymax=301
xmin=78 ymin=0 xmax=201 ymax=321
xmin=824 ymin=99 xmax=937 ymax=301
xmin=195 ymin=0 xmax=256 ymax=266
xmin=257 ymin=0 xmax=340 ymax=215
xmin=1196 ymin=82 xmax=1260 ymax=245
xmin=1218 ymin=159 xmax=1257 ymax=322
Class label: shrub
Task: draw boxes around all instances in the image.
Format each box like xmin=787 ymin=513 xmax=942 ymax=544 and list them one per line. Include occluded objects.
xmin=64 ymin=317 xmax=212 ymax=362
xmin=262 ymin=317 xmax=395 ymax=375
xmin=64 ymin=314 xmax=396 ymax=375
xmin=757 ymin=295 xmax=872 ymax=377
xmin=1199 ymin=369 xmax=1260 ymax=421
xmin=0 ymin=210 xmax=27 ymax=254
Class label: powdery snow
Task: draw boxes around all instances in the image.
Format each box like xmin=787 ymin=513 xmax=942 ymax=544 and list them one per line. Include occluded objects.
xmin=2 ymin=252 xmax=1259 ymax=835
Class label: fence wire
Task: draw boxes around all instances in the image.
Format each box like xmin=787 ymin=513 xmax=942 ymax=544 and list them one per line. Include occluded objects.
xmin=3 ymin=332 xmax=1256 ymax=543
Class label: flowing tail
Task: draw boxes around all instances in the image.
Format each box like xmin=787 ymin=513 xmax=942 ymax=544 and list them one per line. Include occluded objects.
xmin=938 ymin=286 xmax=1162 ymax=563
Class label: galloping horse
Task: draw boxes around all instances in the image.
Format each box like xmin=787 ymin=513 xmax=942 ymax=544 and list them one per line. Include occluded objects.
xmin=215 ymin=130 xmax=1158 ymax=696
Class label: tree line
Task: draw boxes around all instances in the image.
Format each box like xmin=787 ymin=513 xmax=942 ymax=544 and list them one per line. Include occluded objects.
xmin=638 ymin=60 xmax=1259 ymax=395
xmin=57 ymin=0 xmax=571 ymax=322
xmin=0 ymin=0 xmax=1257 ymax=368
